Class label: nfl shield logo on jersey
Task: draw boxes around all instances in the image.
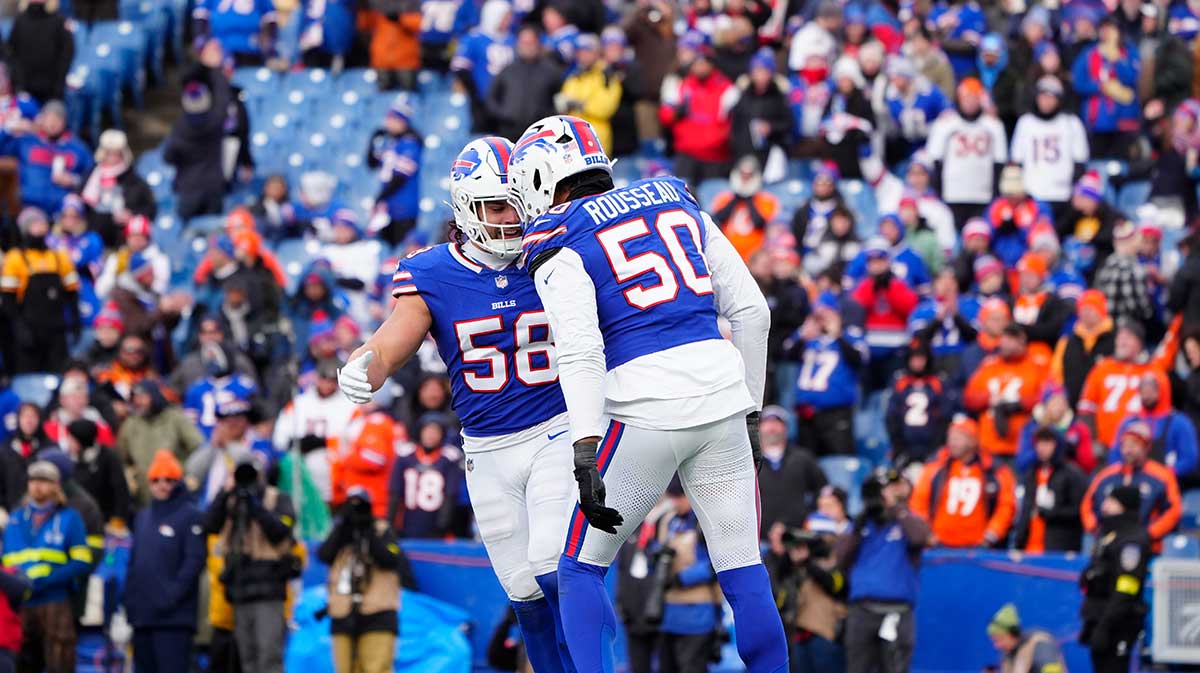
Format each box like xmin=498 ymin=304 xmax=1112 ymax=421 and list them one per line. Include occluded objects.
xmin=466 ymin=458 xmax=474 ymax=472
xmin=495 ymin=275 xmax=508 ymax=289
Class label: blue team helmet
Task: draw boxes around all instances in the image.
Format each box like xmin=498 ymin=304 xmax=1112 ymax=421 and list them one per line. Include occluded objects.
xmin=449 ymin=137 xmax=524 ymax=260
xmin=507 ymin=115 xmax=612 ymax=225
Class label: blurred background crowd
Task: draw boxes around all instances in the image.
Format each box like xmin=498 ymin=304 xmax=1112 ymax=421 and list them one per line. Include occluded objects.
xmin=0 ymin=0 xmax=1199 ymax=670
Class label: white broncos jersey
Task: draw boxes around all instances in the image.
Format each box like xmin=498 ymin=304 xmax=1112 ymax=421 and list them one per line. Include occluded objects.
xmin=926 ymin=112 xmax=1008 ymax=205
xmin=1010 ymin=112 xmax=1090 ymax=203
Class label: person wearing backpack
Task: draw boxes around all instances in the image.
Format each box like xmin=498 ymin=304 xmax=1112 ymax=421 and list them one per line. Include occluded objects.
xmin=0 ymin=206 xmax=79 ymax=373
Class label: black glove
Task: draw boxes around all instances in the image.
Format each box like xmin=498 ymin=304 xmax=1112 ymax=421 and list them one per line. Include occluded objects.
xmin=573 ymin=439 xmax=624 ymax=534
xmin=746 ymin=411 xmax=762 ymax=472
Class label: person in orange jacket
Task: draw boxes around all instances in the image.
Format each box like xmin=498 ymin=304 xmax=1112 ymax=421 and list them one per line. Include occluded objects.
xmin=358 ymin=7 xmax=422 ymax=91
xmin=191 ymin=209 xmax=287 ymax=288
xmin=1078 ymin=317 xmax=1180 ymax=450
xmin=329 ymin=407 xmax=399 ymax=518
xmin=963 ymin=324 xmax=1049 ymax=458
xmin=1081 ymin=420 xmax=1182 ymax=544
xmin=911 ymin=416 xmax=1018 ymax=548
xmin=708 ymin=156 xmax=779 ymax=262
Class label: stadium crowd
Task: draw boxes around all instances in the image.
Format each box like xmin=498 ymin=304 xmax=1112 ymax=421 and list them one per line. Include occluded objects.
xmin=0 ymin=0 xmax=1197 ymax=670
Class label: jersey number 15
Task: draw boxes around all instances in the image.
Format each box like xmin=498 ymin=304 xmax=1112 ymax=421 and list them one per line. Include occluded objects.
xmin=597 ymin=209 xmax=713 ymax=310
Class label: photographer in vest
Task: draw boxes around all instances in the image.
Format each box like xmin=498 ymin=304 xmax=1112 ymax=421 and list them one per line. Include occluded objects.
xmin=986 ymin=603 xmax=1068 ymax=673
xmin=316 ymin=486 xmax=402 ymax=673
xmin=204 ymin=454 xmax=295 ymax=673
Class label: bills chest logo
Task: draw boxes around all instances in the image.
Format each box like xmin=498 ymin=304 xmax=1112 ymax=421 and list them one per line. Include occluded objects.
xmin=451 ymin=148 xmax=481 ymax=181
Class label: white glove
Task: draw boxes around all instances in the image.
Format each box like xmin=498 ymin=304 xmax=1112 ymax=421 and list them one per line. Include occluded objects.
xmin=339 ymin=350 xmax=376 ymax=404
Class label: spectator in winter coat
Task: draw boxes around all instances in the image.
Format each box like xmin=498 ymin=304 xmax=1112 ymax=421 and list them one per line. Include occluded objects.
xmin=807 ymin=206 xmax=861 ymax=278
xmin=600 ymin=27 xmax=643 ymax=158
xmin=1017 ymin=42 xmax=1078 ymax=118
xmin=757 ymin=406 xmax=828 ymax=539
xmin=1051 ymin=289 xmax=1115 ymax=405
xmin=1109 ymin=375 xmax=1199 ymax=483
xmin=1010 ymin=76 xmax=1090 ymax=216
xmin=1056 ymin=172 xmax=1126 ymax=280
xmin=125 ymin=451 xmax=206 ymax=673
xmin=41 ymin=371 xmax=114 ymax=451
xmin=911 ymin=270 xmax=980 ymax=385
xmin=1072 ymin=16 xmax=1141 ymax=159
xmin=81 ymin=130 xmax=156 ymax=249
xmin=287 ymin=260 xmax=346 ymax=351
xmin=1082 ymin=420 xmax=1182 ymax=543
xmin=0 ymin=565 xmax=29 ymax=673
xmin=984 ymin=165 xmax=1051 ymax=269
xmin=897 ymin=195 xmax=943 ymax=276
xmin=556 ymin=34 xmax=621 ymax=154
xmin=117 ymin=381 xmax=203 ymax=506
xmin=727 ymin=48 xmax=794 ymax=169
xmin=911 ymin=416 xmax=1018 ymax=548
xmin=845 ymin=217 xmax=931 ymax=294
xmin=660 ymin=33 xmax=733 ymax=186
xmin=1169 ymin=230 xmax=1200 ymax=330
xmin=3 ymin=460 xmax=91 ymax=673
xmin=1094 ymin=222 xmax=1156 ymax=330
xmin=974 ymin=33 xmax=1021 ymax=136
xmin=1014 ymin=426 xmax=1087 ymax=553
xmin=850 ymin=239 xmax=919 ymax=380
xmin=109 ymin=252 xmax=188 ymax=352
xmin=169 ymin=316 xmax=257 ymax=396
xmin=710 ymin=156 xmax=778 ymax=262
xmin=865 ymin=152 xmax=957 ymax=256
xmin=927 ymin=0 xmax=987 ymax=79
xmin=6 ymin=0 xmax=73 ymax=103
xmin=95 ymin=217 xmax=170 ymax=299
xmin=820 ymin=57 xmax=875 ymax=179
xmin=792 ymin=164 xmax=847 ymax=255
xmin=926 ymin=77 xmax=1008 ymax=227
xmin=366 ymin=96 xmax=422 ymax=247
xmin=449 ymin=0 xmax=512 ymax=130
xmin=62 ymin=419 xmax=130 ymax=524
xmin=1012 ymin=252 xmax=1073 ymax=349
xmin=163 ymin=68 xmax=231 ymax=220
xmin=1015 ymin=384 xmax=1096 ymax=474
xmin=903 ymin=23 xmax=956 ymax=99
xmin=4 ymin=102 xmax=92 ymax=216
xmin=0 ymin=206 xmax=79 ymax=374
xmin=487 ymin=25 xmax=564 ymax=142
xmin=360 ymin=0 xmax=422 ymax=90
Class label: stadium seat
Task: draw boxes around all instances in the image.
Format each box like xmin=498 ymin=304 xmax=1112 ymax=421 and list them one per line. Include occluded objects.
xmin=818 ymin=455 xmax=874 ymax=515
xmin=276 ymin=238 xmax=324 ymax=293
xmin=90 ymin=21 xmax=147 ymax=108
xmin=336 ymin=68 xmax=380 ymax=98
xmin=696 ymin=179 xmax=730 ymax=211
xmin=1181 ymin=489 xmax=1200 ymax=531
xmin=11 ymin=373 xmax=61 ymax=407
xmin=232 ymin=67 xmax=280 ymax=101
xmin=1164 ymin=534 xmax=1200 ymax=559
xmin=1117 ymin=181 xmax=1151 ymax=216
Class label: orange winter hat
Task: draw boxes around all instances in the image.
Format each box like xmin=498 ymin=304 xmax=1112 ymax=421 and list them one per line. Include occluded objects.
xmin=147 ymin=449 xmax=183 ymax=481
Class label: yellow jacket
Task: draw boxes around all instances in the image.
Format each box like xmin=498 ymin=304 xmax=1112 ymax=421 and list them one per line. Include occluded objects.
xmin=559 ymin=63 xmax=623 ymax=155
xmin=206 ymin=536 xmax=307 ymax=630
xmin=1 ymin=247 xmax=78 ymax=302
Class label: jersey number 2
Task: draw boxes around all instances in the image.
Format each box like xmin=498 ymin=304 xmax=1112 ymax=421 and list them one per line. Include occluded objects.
xmin=455 ymin=312 xmax=556 ymax=393
xmin=597 ymin=209 xmax=713 ymax=310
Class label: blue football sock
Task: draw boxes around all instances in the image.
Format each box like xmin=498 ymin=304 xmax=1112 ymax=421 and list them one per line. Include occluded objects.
xmin=512 ymin=597 xmax=567 ymax=673
xmin=557 ymin=555 xmax=618 ymax=673
xmin=536 ymin=571 xmax=578 ymax=673
xmin=717 ymin=564 xmax=790 ymax=673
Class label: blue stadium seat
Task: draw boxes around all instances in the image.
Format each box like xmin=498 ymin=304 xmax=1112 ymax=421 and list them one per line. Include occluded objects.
xmin=90 ymin=21 xmax=147 ymax=108
xmin=766 ymin=179 xmax=810 ymax=222
xmin=337 ymin=69 xmax=381 ymax=98
xmin=11 ymin=373 xmax=61 ymax=407
xmin=1181 ymin=489 xmax=1200 ymax=531
xmin=0 ymin=18 xmax=12 ymax=40
xmin=232 ymin=67 xmax=280 ymax=101
xmin=1164 ymin=534 xmax=1200 ymax=559
xmin=696 ymin=179 xmax=730 ymax=211
xmin=1117 ymin=180 xmax=1151 ymax=216
xmin=276 ymin=238 xmax=324 ymax=294
xmin=841 ymin=180 xmax=878 ymax=238
xmin=818 ymin=455 xmax=873 ymax=515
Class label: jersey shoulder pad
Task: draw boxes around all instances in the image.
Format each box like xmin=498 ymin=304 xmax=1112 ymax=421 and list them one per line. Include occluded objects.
xmin=521 ymin=207 xmax=576 ymax=264
xmin=393 ymin=243 xmax=451 ymax=295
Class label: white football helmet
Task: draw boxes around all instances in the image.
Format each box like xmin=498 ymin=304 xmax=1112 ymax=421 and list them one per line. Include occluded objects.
xmin=507 ymin=115 xmax=612 ymax=224
xmin=448 ymin=136 xmax=523 ymax=259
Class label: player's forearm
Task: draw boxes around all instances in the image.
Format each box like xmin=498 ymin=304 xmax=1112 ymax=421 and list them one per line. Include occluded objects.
xmin=533 ymin=251 xmax=609 ymax=442
xmin=355 ymin=294 xmax=432 ymax=390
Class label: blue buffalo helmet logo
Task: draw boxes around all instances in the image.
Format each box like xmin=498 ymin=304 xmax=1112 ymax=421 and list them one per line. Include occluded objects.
xmin=451 ymin=147 xmax=482 ymax=182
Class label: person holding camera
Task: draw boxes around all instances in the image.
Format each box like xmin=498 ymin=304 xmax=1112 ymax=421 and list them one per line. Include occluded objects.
xmin=204 ymin=455 xmax=296 ymax=673
xmin=767 ymin=511 xmax=848 ymax=673
xmin=986 ymin=603 xmax=1068 ymax=673
xmin=835 ymin=467 xmax=931 ymax=673
xmin=316 ymin=486 xmax=402 ymax=673
xmin=643 ymin=478 xmax=724 ymax=673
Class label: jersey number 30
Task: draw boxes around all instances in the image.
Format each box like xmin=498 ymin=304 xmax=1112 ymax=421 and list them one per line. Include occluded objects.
xmin=455 ymin=312 xmax=556 ymax=393
xmin=597 ymin=209 xmax=713 ymax=310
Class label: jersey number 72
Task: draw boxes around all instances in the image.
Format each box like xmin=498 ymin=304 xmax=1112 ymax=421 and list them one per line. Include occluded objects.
xmin=596 ymin=209 xmax=713 ymax=310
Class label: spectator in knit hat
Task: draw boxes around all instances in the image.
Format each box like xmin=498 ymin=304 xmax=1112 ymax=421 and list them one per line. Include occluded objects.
xmin=118 ymin=380 xmax=203 ymax=505
xmin=926 ymin=0 xmax=987 ymax=79
xmin=1019 ymin=42 xmax=1078 ymax=117
xmin=365 ymin=96 xmax=423 ymax=247
xmin=881 ymin=55 xmax=949 ymax=165
xmin=1094 ymin=222 xmax=1156 ymax=330
xmin=125 ymin=450 xmax=206 ymax=673
xmin=63 ymin=418 xmax=130 ymax=524
xmin=902 ymin=23 xmax=955 ymax=99
xmin=42 ymin=370 xmax=115 ymax=449
xmin=821 ymin=56 xmax=875 ymax=179
xmin=1051 ymin=289 xmax=1116 ymax=406
xmin=789 ymin=0 xmax=840 ymax=70
xmin=660 ymin=30 xmax=733 ymax=186
xmin=1011 ymin=76 xmax=1090 ymax=219
xmin=984 ymin=165 xmax=1050 ymax=269
xmin=1082 ymin=420 xmax=1181 ymax=543
xmin=48 ymin=195 xmax=103 ymax=313
xmin=3 ymin=460 xmax=90 ymax=673
xmin=80 ymin=302 xmax=125 ymax=372
xmin=727 ymin=48 xmax=793 ymax=170
xmin=1016 ymin=383 xmax=1096 ymax=475
xmin=1056 ymin=171 xmax=1126 ymax=280
xmin=81 ymin=129 xmax=156 ymax=249
xmin=710 ymin=156 xmax=778 ymax=262
xmin=864 ymin=150 xmax=957 ymax=256
xmin=1109 ymin=375 xmax=1199 ymax=484
xmin=95 ymin=215 xmax=170 ymax=299
xmin=36 ymin=446 xmax=106 ymax=571
xmin=1 ymin=205 xmax=79 ymax=373
xmin=109 ymin=249 xmax=189 ymax=351
xmin=169 ymin=315 xmax=257 ymax=396
xmin=6 ymin=0 xmax=73 ymax=104
xmin=4 ymin=101 xmax=92 ymax=215
xmin=1013 ymin=425 xmax=1087 ymax=554
xmin=164 ymin=67 xmax=231 ymax=220
xmin=973 ymin=33 xmax=1020 ymax=136
xmin=1012 ymin=252 xmax=1072 ymax=349
xmin=1027 ymin=221 xmax=1085 ymax=301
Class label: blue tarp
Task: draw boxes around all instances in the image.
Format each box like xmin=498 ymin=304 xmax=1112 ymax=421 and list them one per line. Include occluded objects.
xmin=286 ymin=585 xmax=472 ymax=673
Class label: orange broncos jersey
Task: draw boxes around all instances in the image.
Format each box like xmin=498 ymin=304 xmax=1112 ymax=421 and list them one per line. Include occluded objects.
xmin=911 ymin=449 xmax=1017 ymax=547
xmin=962 ymin=352 xmax=1048 ymax=456
xmin=1078 ymin=361 xmax=1171 ymax=448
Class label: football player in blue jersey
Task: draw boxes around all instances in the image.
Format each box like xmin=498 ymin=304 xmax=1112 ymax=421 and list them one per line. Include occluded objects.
xmin=508 ymin=115 xmax=788 ymax=673
xmin=338 ymin=137 xmax=577 ymax=673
